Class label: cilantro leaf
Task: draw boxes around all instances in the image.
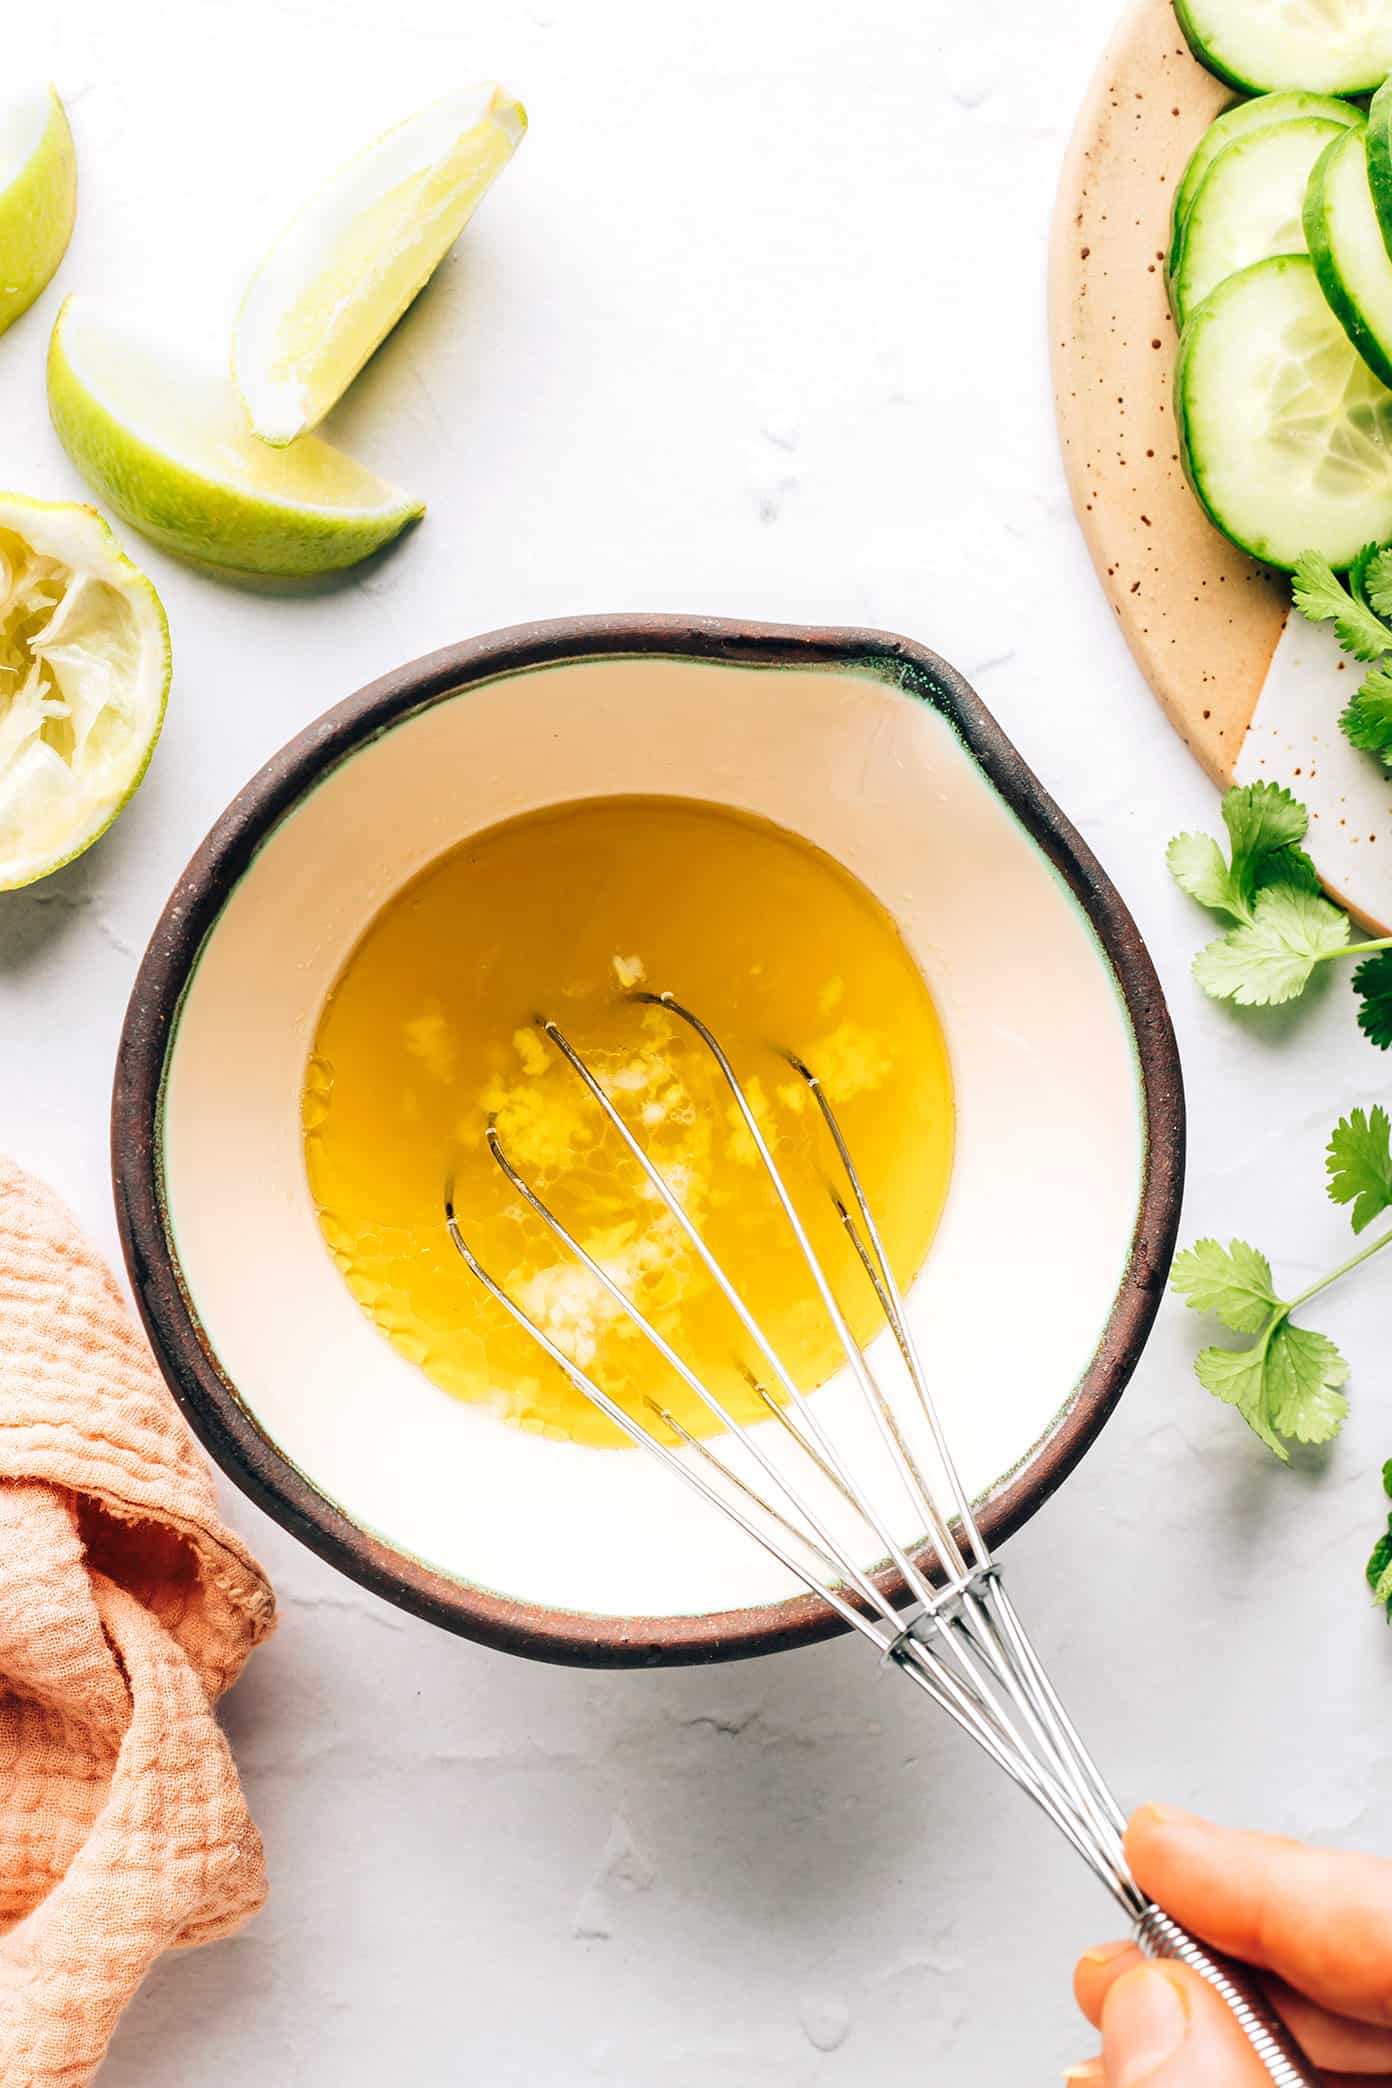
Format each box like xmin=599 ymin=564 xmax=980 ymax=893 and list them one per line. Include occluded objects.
xmin=1195 ymin=1340 xmax=1288 ymax=1458
xmin=1351 ymin=541 xmax=1375 ymax=593
xmin=1221 ymin=782 xmax=1320 ymax=908
xmin=1341 ymin=664 xmax=1392 ymax=766
xmin=1193 ymin=1320 xmax=1348 ymax=1458
xmin=1193 ymin=885 xmax=1351 ymax=1005
xmin=1355 ymin=950 xmax=1392 ymax=1050
xmin=1266 ymin=1323 xmax=1350 ymax=1443
xmin=1263 ymin=843 xmax=1320 ymax=898
xmin=1168 ymin=780 xmax=1392 ymax=1045
xmin=1293 ymin=548 xmax=1359 ymax=622
xmin=1170 ymin=1237 xmax=1277 ymax=1333
xmin=1221 ymin=780 xmax=1307 ymax=862
xmin=1171 ymin=1109 xmax=1392 ymax=1461
xmin=1365 ymin=546 xmax=1392 ymax=621
xmin=1327 ymin=1105 xmax=1392 ymax=1233
xmin=1369 ymin=1535 xmax=1392 ymax=1612
xmin=1367 ymin=1461 xmax=1392 ymax=1616
xmin=1351 ymin=541 xmax=1382 ymax=612
xmin=1168 ymin=782 xmax=1319 ymax=927
xmin=1166 ymin=832 xmax=1243 ymax=916
xmin=1291 ymin=549 xmax=1392 ymax=661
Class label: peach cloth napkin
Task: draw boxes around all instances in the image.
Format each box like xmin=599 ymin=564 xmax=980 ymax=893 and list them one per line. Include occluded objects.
xmin=0 ymin=1156 xmax=276 ymax=2087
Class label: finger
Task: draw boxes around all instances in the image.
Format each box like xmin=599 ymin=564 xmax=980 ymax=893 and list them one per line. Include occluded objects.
xmin=1266 ymin=1978 xmax=1392 ymax=2073
xmin=1101 ymin=1963 xmax=1273 ymax=2084
xmin=1079 ymin=1945 xmax=1392 ymax=2073
xmin=1075 ymin=1943 xmax=1144 ymax=2027
xmin=1063 ymin=2063 xmax=1104 ymax=2083
xmin=1128 ymin=1805 xmax=1392 ymax=2028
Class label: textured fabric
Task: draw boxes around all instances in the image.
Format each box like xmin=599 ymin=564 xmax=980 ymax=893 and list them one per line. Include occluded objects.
xmin=0 ymin=1157 xmax=275 ymax=2086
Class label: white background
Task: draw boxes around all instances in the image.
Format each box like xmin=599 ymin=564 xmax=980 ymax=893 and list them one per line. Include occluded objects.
xmin=2 ymin=0 xmax=1389 ymax=2080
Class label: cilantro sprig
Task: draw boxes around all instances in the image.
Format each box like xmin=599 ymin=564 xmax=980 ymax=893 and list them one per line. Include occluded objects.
xmin=1367 ymin=1462 xmax=1392 ymax=1619
xmin=1292 ymin=546 xmax=1392 ymax=765
xmin=1168 ymin=781 xmax=1392 ymax=1043
xmin=1171 ymin=1105 xmax=1392 ymax=1459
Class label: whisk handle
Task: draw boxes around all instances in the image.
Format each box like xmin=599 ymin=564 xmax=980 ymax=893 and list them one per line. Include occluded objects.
xmin=1135 ymin=1904 xmax=1318 ymax=2084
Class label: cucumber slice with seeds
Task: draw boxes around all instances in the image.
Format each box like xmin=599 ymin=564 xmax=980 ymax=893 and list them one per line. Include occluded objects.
xmin=1170 ymin=116 xmax=1346 ymax=328
xmin=1304 ymin=124 xmax=1392 ymax=391
xmin=1171 ymin=91 xmax=1363 ymax=275
xmin=1173 ymin=0 xmax=1392 ymax=95
xmin=1364 ymin=76 xmax=1392 ymax=257
xmin=1176 ymin=253 xmax=1392 ymax=569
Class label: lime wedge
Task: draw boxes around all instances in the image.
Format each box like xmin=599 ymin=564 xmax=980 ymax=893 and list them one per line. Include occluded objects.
xmin=234 ymin=83 xmax=526 ymax=446
xmin=0 ymin=86 xmax=77 ymax=337
xmin=0 ymin=495 xmax=169 ymax=890
xmin=48 ymin=297 xmax=424 ymax=577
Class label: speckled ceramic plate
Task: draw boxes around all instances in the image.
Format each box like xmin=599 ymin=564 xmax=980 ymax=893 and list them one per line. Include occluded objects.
xmin=112 ymin=617 xmax=1183 ymax=1666
xmin=1051 ymin=0 xmax=1392 ymax=934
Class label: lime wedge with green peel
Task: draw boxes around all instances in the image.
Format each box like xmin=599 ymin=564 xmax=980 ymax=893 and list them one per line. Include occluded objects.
xmin=0 ymin=86 xmax=77 ymax=337
xmin=48 ymin=298 xmax=424 ymax=578
xmin=234 ymin=83 xmax=527 ymax=446
xmin=0 ymin=496 xmax=169 ymax=890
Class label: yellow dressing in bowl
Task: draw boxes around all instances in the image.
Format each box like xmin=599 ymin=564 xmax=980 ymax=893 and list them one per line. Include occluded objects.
xmin=304 ymin=795 xmax=954 ymax=1446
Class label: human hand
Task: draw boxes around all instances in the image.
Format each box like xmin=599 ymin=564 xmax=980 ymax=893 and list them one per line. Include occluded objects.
xmin=1068 ymin=1804 xmax=1392 ymax=2083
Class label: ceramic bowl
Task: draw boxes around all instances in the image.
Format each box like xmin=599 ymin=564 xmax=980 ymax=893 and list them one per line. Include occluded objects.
xmin=112 ymin=617 xmax=1184 ymax=1666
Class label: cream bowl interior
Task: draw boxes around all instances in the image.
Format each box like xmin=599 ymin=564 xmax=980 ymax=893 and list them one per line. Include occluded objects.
xmin=158 ymin=652 xmax=1149 ymax=1627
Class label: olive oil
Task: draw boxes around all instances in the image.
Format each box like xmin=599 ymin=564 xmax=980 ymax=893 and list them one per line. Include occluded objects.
xmin=304 ymin=796 xmax=954 ymax=1446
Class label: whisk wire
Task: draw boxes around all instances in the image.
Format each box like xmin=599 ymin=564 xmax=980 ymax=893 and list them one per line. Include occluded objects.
xmin=786 ymin=1049 xmax=985 ymax=1575
xmin=678 ymin=1006 xmax=1132 ymax=1875
xmin=536 ymin=1012 xmax=943 ymax=1621
xmin=444 ymin=1188 xmax=886 ymax=1646
xmin=535 ymin=1009 xmax=1088 ymax=1810
xmin=643 ymin=1398 xmax=852 ymax=1589
xmin=450 ymin=1194 xmax=1119 ymax=1874
xmin=483 ymin=1124 xmax=903 ymax=1627
xmin=647 ymin=997 xmax=953 ymax=1612
xmin=652 ymin=1394 xmax=1109 ymax=1854
xmin=442 ymin=994 xmax=1315 ymax=2082
xmin=473 ymin=1005 xmax=1131 ymax=1881
xmin=784 ymin=1036 xmax=1137 ymax=1885
xmin=746 ymin=1374 xmax=862 ymax=1504
xmin=638 ymin=1394 xmax=1135 ymax=1870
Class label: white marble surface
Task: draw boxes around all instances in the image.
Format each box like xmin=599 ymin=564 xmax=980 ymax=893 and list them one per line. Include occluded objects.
xmin=2 ymin=1 xmax=1389 ymax=2080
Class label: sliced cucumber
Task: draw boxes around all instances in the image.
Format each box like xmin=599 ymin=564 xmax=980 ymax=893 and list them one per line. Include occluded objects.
xmin=1170 ymin=117 xmax=1346 ymax=328
xmin=1305 ymin=125 xmax=1392 ymax=390
xmin=1173 ymin=0 xmax=1392 ymax=94
xmin=1177 ymin=254 xmax=1392 ymax=569
xmin=1171 ymin=92 xmax=1363 ymax=275
xmin=1364 ymin=76 xmax=1392 ymax=258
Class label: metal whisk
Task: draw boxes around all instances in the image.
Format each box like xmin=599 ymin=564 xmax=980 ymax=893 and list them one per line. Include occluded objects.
xmin=446 ymin=991 xmax=1312 ymax=2085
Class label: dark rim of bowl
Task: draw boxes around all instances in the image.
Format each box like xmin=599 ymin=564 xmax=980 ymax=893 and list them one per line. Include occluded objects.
xmin=111 ymin=615 xmax=1185 ymax=1668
